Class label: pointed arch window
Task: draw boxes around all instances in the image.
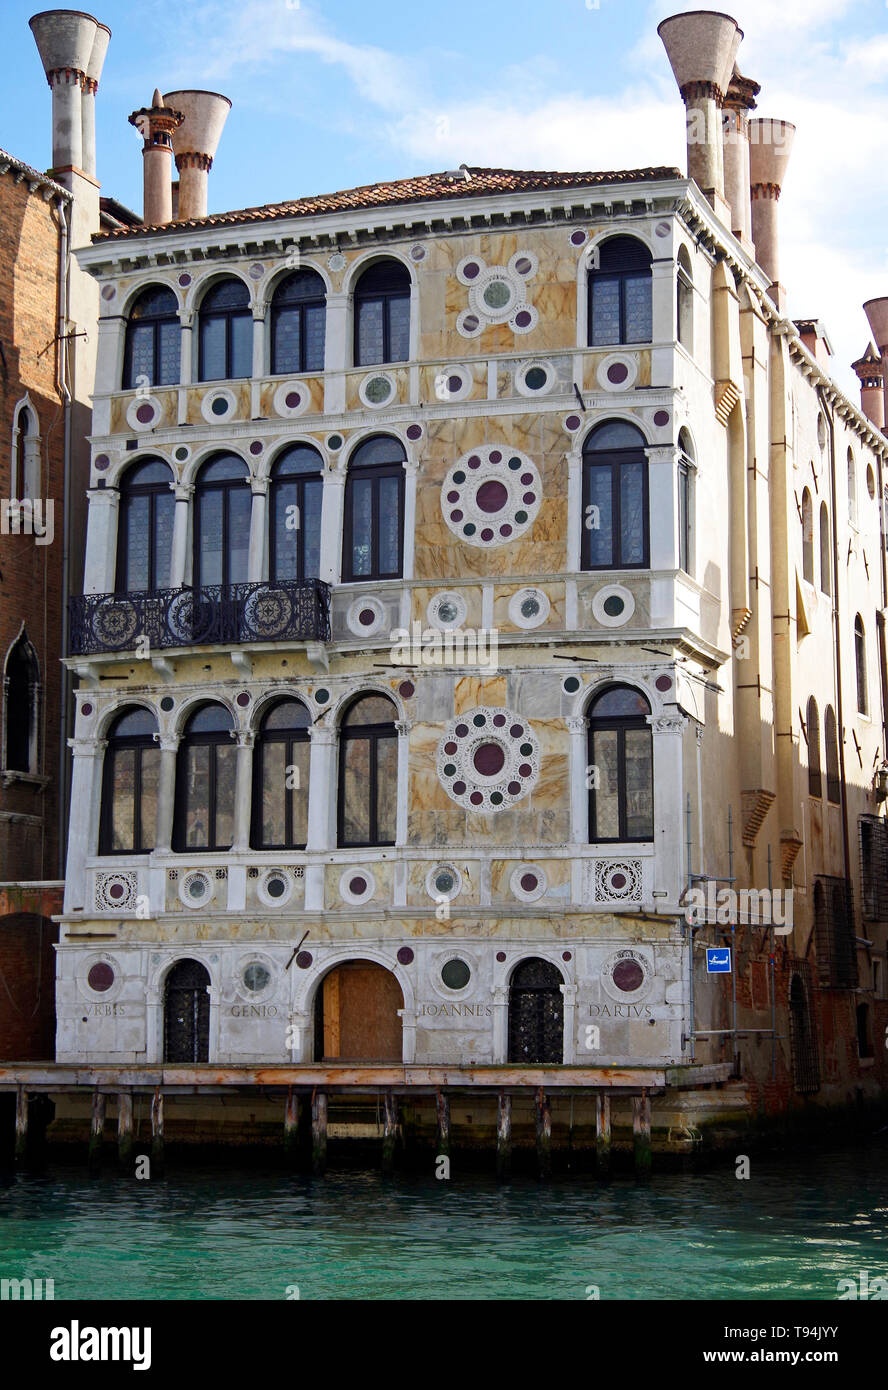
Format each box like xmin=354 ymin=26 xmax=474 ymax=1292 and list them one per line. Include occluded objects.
xmin=174 ymin=703 xmax=236 ymax=852
xmin=99 ymin=707 xmax=160 ymax=854
xmin=116 ymin=458 xmax=175 ymax=592
xmin=587 ymin=685 xmax=653 ymax=842
xmin=271 ymin=269 xmax=326 ymax=375
xmin=806 ymin=697 xmax=821 ymax=797
xmin=11 ymin=401 xmax=40 ymax=503
xmin=855 ymin=615 xmax=868 ymax=715
xmin=252 ymin=699 xmax=311 ymax=850
xmin=678 ymin=428 xmax=694 ymax=576
xmin=123 ymin=285 xmax=180 ymax=389
xmin=354 ymin=260 xmax=410 ymax=366
xmin=801 ymin=488 xmax=814 ymax=583
xmin=588 ymin=235 xmax=652 ymax=346
xmin=819 ymin=503 xmax=831 ymax=596
xmin=198 ymin=278 xmax=252 ymax=382
xmin=3 ymin=631 xmax=40 ymax=774
xmin=193 ymin=454 xmax=251 ymax=590
xmin=581 ymin=420 xmax=649 ymax=570
xmin=825 ymin=705 xmax=840 ymax=805
xmin=848 ymin=448 xmax=857 ymax=527
xmin=677 ymin=245 xmax=693 ymax=352
xmin=338 ymin=694 xmax=397 ymax=848
xmin=269 ymin=445 xmax=323 ymax=582
xmin=342 ymin=435 xmax=405 ymax=582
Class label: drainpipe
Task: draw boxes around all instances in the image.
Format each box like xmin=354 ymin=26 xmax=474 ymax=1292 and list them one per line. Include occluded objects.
xmin=56 ymin=193 xmax=72 ymax=879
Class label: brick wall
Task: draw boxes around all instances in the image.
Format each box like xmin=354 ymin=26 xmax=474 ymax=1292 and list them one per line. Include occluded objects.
xmin=0 ymin=912 xmax=58 ymax=1059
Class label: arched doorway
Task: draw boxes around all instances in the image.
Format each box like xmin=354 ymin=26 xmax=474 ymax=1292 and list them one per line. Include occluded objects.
xmin=314 ymin=960 xmax=403 ymax=1061
xmin=508 ymin=958 xmax=564 ymax=1064
xmin=789 ymin=972 xmax=820 ymax=1094
xmin=163 ymin=960 xmax=210 ymax=1063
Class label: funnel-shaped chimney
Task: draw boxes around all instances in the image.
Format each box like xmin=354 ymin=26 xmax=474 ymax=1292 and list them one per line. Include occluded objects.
xmin=658 ymin=10 xmax=743 ymax=210
xmin=852 ymin=342 xmax=885 ymax=432
xmin=722 ymin=66 xmax=759 ymax=247
xmin=80 ymin=20 xmax=110 ymax=177
xmin=749 ymin=118 xmax=795 ymax=307
xmin=863 ymin=300 xmax=888 ymax=433
xmin=30 ymin=9 xmax=105 ymax=171
xmin=163 ymin=89 xmax=231 ymax=220
xmin=129 ymin=90 xmax=184 ymax=227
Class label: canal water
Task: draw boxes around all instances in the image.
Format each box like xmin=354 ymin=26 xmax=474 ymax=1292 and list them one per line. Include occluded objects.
xmin=1 ymin=1142 xmax=886 ymax=1300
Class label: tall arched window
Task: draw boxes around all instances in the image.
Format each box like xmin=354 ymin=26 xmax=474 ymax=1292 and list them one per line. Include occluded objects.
xmin=3 ymin=631 xmax=39 ymax=774
xmin=271 ymin=269 xmax=326 ymax=375
xmin=338 ymin=694 xmax=397 ymax=848
xmin=789 ymin=973 xmax=820 ymax=1094
xmin=588 ymin=236 xmax=652 ymax=346
xmin=342 ymin=435 xmax=405 ymax=582
xmin=848 ymin=447 xmax=857 ymax=527
xmin=587 ymin=685 xmax=653 ymax=842
xmin=269 ymin=445 xmax=323 ymax=582
xmin=819 ymin=502 xmax=831 ymax=596
xmin=582 ymin=420 xmax=649 ymax=570
xmin=123 ymin=285 xmax=180 ymax=389
xmin=678 ymin=428 xmax=694 ymax=576
xmin=801 ymin=488 xmax=813 ymax=583
xmin=806 ymin=696 xmax=821 ymax=797
xmin=193 ymin=455 xmax=251 ymax=590
xmin=116 ymin=458 xmax=175 ymax=593
xmin=354 ymin=260 xmax=410 ymax=366
xmin=99 ymin=707 xmax=159 ymax=854
xmin=11 ymin=401 xmax=39 ymax=503
xmin=825 ymin=705 xmax=840 ymax=804
xmin=174 ymin=703 xmax=236 ymax=852
xmin=677 ymin=245 xmax=693 ymax=352
xmin=252 ymin=699 xmax=311 ymax=850
xmin=855 ymin=615 xmax=868 ymax=715
xmin=198 ymin=278 xmax=252 ymax=381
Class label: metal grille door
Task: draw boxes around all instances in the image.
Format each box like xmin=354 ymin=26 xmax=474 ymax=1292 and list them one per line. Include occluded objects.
xmin=163 ymin=959 xmax=210 ymax=1063
xmin=508 ymin=958 xmax=564 ymax=1064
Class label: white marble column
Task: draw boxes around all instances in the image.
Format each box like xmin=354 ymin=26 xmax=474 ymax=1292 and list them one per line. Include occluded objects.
xmin=305 ymin=725 xmax=336 ymax=852
xmin=395 ymin=720 xmax=411 ymax=846
xmin=251 ymin=305 xmax=267 ymax=417
xmin=402 ymin=460 xmax=418 ymax=581
xmin=64 ymin=737 xmax=106 ymax=912
xmin=319 ymin=469 xmax=345 ymax=586
xmin=647 ymin=444 xmax=680 ymax=572
xmin=323 ymin=291 xmax=348 ymax=414
xmin=561 ymin=983 xmax=578 ymax=1063
xmin=248 ymin=477 xmax=269 ymax=583
xmin=154 ymin=737 xmax=178 ymax=853
xmin=649 ymin=713 xmax=687 ymax=905
xmin=231 ymin=731 xmax=255 ymax=852
xmin=83 ymin=488 xmax=119 ymax=595
xmin=567 ymin=450 xmax=582 ymax=572
xmin=491 ymin=985 xmax=509 ymax=1063
xmin=179 ymin=311 xmax=194 ymax=386
xmin=170 ymin=484 xmax=193 ymax=590
xmin=568 ymin=715 xmax=589 ymax=906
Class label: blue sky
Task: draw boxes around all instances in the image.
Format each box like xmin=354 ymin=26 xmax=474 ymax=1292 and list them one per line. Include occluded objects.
xmin=3 ymin=0 xmax=888 ymax=394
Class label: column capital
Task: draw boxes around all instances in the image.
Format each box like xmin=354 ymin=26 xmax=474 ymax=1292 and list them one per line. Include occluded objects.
xmin=250 ymin=477 xmax=269 ymax=496
xmin=236 ymin=731 xmax=255 ymax=749
xmin=395 ymin=720 xmax=413 ymax=736
xmin=309 ymin=724 xmax=336 ymax=745
xmin=158 ymin=737 xmax=179 ymax=753
xmin=87 ymin=486 xmax=119 ymax=504
xmin=180 ymin=311 xmax=194 ymax=330
xmin=566 ymin=715 xmax=589 ymax=734
xmin=69 ymin=737 xmax=105 ymax=756
xmin=174 ymin=483 xmax=194 ymax=502
xmin=648 ymin=713 xmax=688 ymax=736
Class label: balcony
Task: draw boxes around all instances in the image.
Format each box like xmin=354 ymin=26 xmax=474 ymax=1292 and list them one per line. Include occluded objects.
xmin=69 ymin=580 xmax=331 ymax=655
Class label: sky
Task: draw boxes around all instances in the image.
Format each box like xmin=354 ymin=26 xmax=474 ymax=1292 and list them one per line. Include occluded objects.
xmin=2 ymin=0 xmax=888 ymax=397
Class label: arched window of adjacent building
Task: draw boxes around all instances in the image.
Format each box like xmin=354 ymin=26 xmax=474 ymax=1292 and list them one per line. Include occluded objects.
xmin=269 ymin=445 xmax=323 ymax=582
xmin=270 ymin=269 xmax=326 ymax=376
xmin=193 ymin=454 xmax=251 ymax=591
xmin=855 ymin=614 xmax=868 ymax=715
xmin=99 ymin=706 xmax=159 ymax=854
xmin=581 ymin=420 xmax=649 ymax=571
xmin=848 ymin=447 xmax=857 ymax=527
xmin=198 ymin=278 xmax=252 ymax=382
xmin=11 ymin=400 xmax=40 ymax=503
xmin=819 ymin=502 xmax=831 ymax=596
xmin=338 ymin=693 xmax=397 ymax=848
xmin=587 ymin=685 xmax=653 ymax=842
xmin=587 ymin=235 xmax=652 ymax=347
xmin=354 ymin=260 xmax=410 ymax=366
xmin=3 ymin=630 xmax=40 ymax=774
xmin=123 ymin=285 xmax=180 ymax=389
xmin=174 ymin=703 xmax=236 ymax=852
xmin=825 ymin=706 xmax=840 ymax=804
xmin=252 ymin=698 xmax=311 ymax=850
xmin=116 ymin=458 xmax=175 ymax=593
xmin=678 ymin=428 xmax=694 ymax=576
xmin=677 ymin=245 xmax=693 ymax=352
xmin=342 ymin=435 xmax=405 ymax=582
xmin=801 ymin=488 xmax=813 ymax=583
xmin=806 ymin=697 xmax=821 ymax=797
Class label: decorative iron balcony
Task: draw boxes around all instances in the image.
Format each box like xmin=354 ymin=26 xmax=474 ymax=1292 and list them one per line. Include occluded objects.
xmin=69 ymin=580 xmax=331 ymax=655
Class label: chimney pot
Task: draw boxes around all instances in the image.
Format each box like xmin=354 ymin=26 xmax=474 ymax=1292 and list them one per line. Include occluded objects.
xmin=30 ymin=9 xmax=108 ymax=172
xmin=749 ymin=118 xmax=795 ymax=305
xmin=163 ymin=89 xmax=232 ymax=221
xmin=658 ymin=10 xmax=743 ymax=211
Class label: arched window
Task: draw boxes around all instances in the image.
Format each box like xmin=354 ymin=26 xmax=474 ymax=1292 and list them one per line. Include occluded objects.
xmin=99 ymin=706 xmax=159 ymax=854
xmin=123 ymin=285 xmax=180 ymax=389
xmin=11 ymin=401 xmax=39 ymax=503
xmin=806 ymin=697 xmax=821 ymax=797
xmin=342 ymin=435 xmax=405 ymax=582
xmin=354 ymin=260 xmax=410 ymax=366
xmin=271 ymin=269 xmax=326 ymax=375
xmin=116 ymin=458 xmax=175 ymax=593
xmin=819 ymin=502 xmax=831 ymax=596
xmin=174 ymin=703 xmax=236 ymax=852
xmin=677 ymin=245 xmax=693 ymax=352
xmin=269 ymin=445 xmax=323 ymax=582
xmin=801 ymin=488 xmax=813 ymax=583
xmin=193 ymin=454 xmax=251 ymax=590
xmin=198 ymin=278 xmax=252 ymax=382
xmin=855 ymin=615 xmax=868 ymax=715
xmin=825 ymin=706 xmax=840 ymax=805
xmin=582 ymin=420 xmax=649 ymax=570
xmin=3 ymin=631 xmax=39 ymax=774
xmin=678 ymin=428 xmax=694 ymax=576
xmin=338 ymin=694 xmax=397 ymax=847
xmin=588 ymin=235 xmax=652 ymax=346
xmin=588 ymin=685 xmax=653 ymax=842
xmin=252 ymin=699 xmax=311 ymax=850
xmin=848 ymin=447 xmax=857 ymax=527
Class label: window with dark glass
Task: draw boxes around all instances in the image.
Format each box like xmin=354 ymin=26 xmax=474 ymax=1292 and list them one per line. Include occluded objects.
xmin=588 ymin=236 xmax=652 ymax=346
xmin=819 ymin=503 xmax=831 ymax=596
xmin=354 ymin=260 xmax=410 ymax=366
xmin=12 ymin=406 xmax=34 ymax=503
xmin=588 ymin=685 xmax=653 ymax=842
xmin=271 ymin=269 xmax=326 ymax=375
xmin=342 ymin=435 xmax=405 ymax=582
xmin=252 ymin=699 xmax=310 ymax=849
xmin=581 ymin=420 xmax=649 ymax=570
xmin=269 ymin=446 xmax=323 ymax=582
xmin=123 ymin=285 xmax=180 ymax=389
xmin=99 ymin=707 xmax=160 ymax=854
xmin=338 ymin=694 xmax=397 ymax=847
xmin=198 ymin=278 xmax=252 ymax=382
xmin=677 ymin=247 xmax=693 ymax=352
xmin=193 ymin=455 xmax=251 ymax=590
xmin=116 ymin=458 xmax=175 ymax=593
xmin=802 ymin=489 xmax=813 ymax=583
xmin=825 ymin=705 xmax=840 ymax=804
xmin=174 ymin=703 xmax=236 ymax=852
xmin=806 ymin=697 xmax=821 ymax=797
xmin=855 ymin=615 xmax=868 ymax=715
xmin=3 ymin=631 xmax=39 ymax=774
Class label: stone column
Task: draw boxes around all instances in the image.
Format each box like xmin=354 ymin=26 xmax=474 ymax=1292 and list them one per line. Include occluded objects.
xmin=179 ymin=310 xmax=193 ymax=386
xmin=567 ymin=450 xmax=582 ymax=572
xmin=248 ymin=476 xmax=268 ymax=583
xmin=231 ymin=731 xmax=255 ymax=852
xmin=154 ymin=737 xmax=179 ymax=853
xmin=319 ymin=468 xmax=345 ymax=586
xmin=647 ymin=445 xmax=679 ymax=573
xmin=561 ymin=983 xmax=578 ymax=1064
xmin=649 ymin=713 xmax=687 ymax=904
xmin=402 ymin=460 xmax=419 ymax=581
xmin=252 ymin=304 xmax=267 ymax=379
xmin=169 ymin=484 xmax=193 ymax=590
xmin=64 ymin=737 xmax=106 ymax=912
xmin=395 ymin=720 xmax=411 ymax=846
xmin=83 ymin=488 xmax=119 ymax=595
xmin=305 ymin=724 xmax=336 ymax=852
xmin=491 ymin=984 xmax=509 ymax=1063
xmin=323 ymin=291 xmax=348 ymax=413
xmin=567 ymin=715 xmax=589 ymax=905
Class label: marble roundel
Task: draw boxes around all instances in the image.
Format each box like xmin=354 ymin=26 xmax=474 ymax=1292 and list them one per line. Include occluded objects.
xmin=441 ymin=445 xmax=541 ymax=547
xmin=437 ymin=707 xmax=540 ymax=812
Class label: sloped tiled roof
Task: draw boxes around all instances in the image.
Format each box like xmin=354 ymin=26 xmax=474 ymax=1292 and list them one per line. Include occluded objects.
xmin=0 ymin=147 xmax=70 ymax=199
xmin=92 ymin=163 xmax=682 ymax=242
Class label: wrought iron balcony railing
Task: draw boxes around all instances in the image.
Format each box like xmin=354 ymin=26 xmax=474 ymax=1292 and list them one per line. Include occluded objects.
xmin=69 ymin=580 xmax=331 ymax=655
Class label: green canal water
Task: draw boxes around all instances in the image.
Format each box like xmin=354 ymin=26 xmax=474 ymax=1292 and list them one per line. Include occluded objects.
xmin=0 ymin=1143 xmax=886 ymax=1300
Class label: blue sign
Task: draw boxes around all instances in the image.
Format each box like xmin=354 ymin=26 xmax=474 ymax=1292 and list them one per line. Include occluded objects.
xmin=706 ymin=948 xmax=732 ymax=974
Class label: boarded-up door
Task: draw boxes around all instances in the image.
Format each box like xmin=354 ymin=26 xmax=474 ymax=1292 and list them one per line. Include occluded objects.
xmin=316 ymin=961 xmax=403 ymax=1061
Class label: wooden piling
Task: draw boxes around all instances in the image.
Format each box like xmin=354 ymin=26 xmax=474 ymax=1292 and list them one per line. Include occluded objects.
xmin=14 ymin=1086 xmax=27 ymax=1165
xmin=595 ymin=1093 xmax=611 ymax=1179
xmin=535 ymin=1088 xmax=552 ymax=1181
xmin=633 ymin=1090 xmax=652 ymax=1179
xmin=150 ymin=1087 xmax=164 ymax=1176
xmin=435 ymin=1088 xmax=451 ymax=1162
xmin=311 ymin=1089 xmax=327 ymax=1176
xmin=26 ymin=1094 xmax=52 ymax=1171
xmin=117 ymin=1091 xmax=134 ymax=1170
xmin=284 ymin=1086 xmax=300 ymax=1166
xmin=88 ymin=1089 xmax=105 ymax=1174
xmin=382 ymin=1090 xmax=398 ymax=1174
xmin=496 ymin=1092 xmax=511 ymax=1181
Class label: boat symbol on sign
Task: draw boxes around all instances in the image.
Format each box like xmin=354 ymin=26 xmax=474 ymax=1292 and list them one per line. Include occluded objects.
xmin=706 ymin=948 xmax=732 ymax=974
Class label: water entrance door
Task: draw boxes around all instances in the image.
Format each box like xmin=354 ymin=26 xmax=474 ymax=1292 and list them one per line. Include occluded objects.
xmin=508 ymin=957 xmax=564 ymax=1064
xmin=315 ymin=960 xmax=403 ymax=1061
xmin=164 ymin=958 xmax=210 ymax=1062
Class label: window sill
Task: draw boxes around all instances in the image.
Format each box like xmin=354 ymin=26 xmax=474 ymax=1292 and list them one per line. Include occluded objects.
xmin=1 ymin=771 xmax=50 ymax=790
